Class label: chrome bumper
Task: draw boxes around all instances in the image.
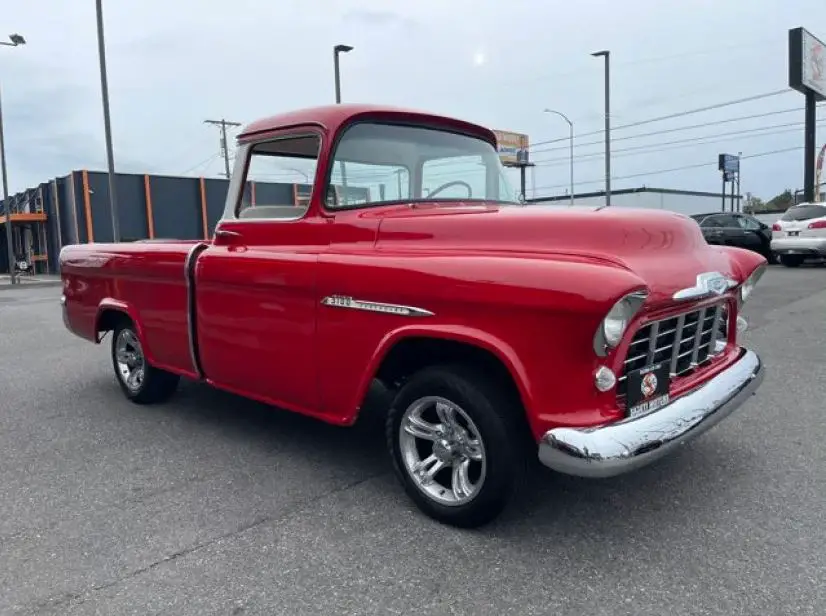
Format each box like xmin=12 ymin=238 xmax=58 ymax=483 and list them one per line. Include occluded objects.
xmin=538 ymin=348 xmax=764 ymax=478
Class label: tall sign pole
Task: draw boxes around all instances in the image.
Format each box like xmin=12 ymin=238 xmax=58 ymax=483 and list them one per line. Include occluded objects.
xmin=96 ymin=0 xmax=120 ymax=242
xmin=788 ymin=27 xmax=825 ymax=203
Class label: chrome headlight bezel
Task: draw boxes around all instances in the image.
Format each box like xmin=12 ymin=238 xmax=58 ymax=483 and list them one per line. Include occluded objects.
xmin=593 ymin=289 xmax=648 ymax=357
xmin=738 ymin=263 xmax=767 ymax=307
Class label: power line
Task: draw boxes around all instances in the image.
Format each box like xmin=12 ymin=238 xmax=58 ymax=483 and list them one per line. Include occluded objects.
xmin=204 ymin=118 xmax=242 ymax=178
xmin=531 ymin=119 xmax=826 ymax=167
xmin=531 ymin=146 xmax=803 ymax=194
xmin=179 ymin=152 xmax=221 ymax=176
xmin=530 ymin=106 xmax=815 ymax=156
xmin=529 ymin=89 xmax=794 ymax=149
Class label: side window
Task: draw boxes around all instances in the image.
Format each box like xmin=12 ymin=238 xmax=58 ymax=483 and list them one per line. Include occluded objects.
xmin=710 ymin=214 xmax=739 ymax=228
xmin=736 ymin=215 xmax=761 ymax=230
xmin=328 ymin=161 xmax=410 ymax=207
xmin=236 ymin=134 xmax=320 ymax=220
xmin=700 ymin=216 xmax=723 ymax=228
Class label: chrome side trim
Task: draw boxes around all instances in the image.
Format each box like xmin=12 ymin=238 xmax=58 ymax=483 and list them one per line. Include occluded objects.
xmin=538 ymin=348 xmax=763 ymax=478
xmin=184 ymin=242 xmax=210 ymax=378
xmin=321 ymin=295 xmax=434 ymax=317
xmin=672 ymin=271 xmax=737 ymax=301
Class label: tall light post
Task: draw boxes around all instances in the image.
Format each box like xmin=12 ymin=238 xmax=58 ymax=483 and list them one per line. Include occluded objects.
xmin=0 ymin=33 xmax=25 ymax=285
xmin=543 ymin=108 xmax=574 ymax=205
xmin=591 ymin=50 xmax=611 ymax=207
xmin=96 ymin=0 xmax=119 ymax=242
xmin=333 ymin=44 xmax=353 ymax=104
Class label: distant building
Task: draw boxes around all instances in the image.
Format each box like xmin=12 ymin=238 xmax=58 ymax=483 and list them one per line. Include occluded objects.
xmin=0 ymin=170 xmax=307 ymax=275
xmin=527 ymin=186 xmax=742 ymax=217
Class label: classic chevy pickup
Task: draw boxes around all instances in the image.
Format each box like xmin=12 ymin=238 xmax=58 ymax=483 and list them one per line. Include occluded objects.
xmin=60 ymin=104 xmax=766 ymax=527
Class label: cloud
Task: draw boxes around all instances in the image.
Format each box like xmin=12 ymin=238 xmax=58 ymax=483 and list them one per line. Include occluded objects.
xmin=1 ymin=0 xmax=825 ymax=201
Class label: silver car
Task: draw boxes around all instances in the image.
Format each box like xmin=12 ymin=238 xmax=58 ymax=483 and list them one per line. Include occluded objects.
xmin=770 ymin=202 xmax=826 ymax=267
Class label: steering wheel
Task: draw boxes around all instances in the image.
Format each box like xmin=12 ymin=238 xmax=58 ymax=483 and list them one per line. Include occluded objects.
xmin=426 ymin=180 xmax=473 ymax=199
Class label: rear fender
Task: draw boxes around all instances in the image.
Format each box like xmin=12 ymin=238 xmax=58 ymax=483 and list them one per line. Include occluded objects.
xmin=351 ymin=324 xmax=531 ymax=422
xmin=94 ymin=299 xmax=156 ymax=364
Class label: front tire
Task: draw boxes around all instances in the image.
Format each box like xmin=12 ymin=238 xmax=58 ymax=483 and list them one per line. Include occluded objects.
xmin=386 ymin=365 xmax=528 ymax=528
xmin=111 ymin=321 xmax=180 ymax=404
xmin=779 ymin=254 xmax=804 ymax=268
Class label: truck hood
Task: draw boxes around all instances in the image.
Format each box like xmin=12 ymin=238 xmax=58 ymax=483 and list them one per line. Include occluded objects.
xmin=371 ymin=202 xmax=747 ymax=307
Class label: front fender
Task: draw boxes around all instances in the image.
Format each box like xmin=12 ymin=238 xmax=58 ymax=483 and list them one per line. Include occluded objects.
xmin=351 ymin=323 xmax=531 ymax=423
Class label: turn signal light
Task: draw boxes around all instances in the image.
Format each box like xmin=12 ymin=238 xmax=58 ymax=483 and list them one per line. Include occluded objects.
xmin=807 ymin=220 xmax=826 ymax=229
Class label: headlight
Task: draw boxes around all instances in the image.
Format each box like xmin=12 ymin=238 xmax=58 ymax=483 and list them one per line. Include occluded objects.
xmin=738 ymin=263 xmax=767 ymax=307
xmin=593 ymin=290 xmax=648 ymax=356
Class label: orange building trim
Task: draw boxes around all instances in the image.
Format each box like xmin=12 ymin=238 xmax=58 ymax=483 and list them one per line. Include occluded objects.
xmin=199 ymin=177 xmax=209 ymax=239
xmin=143 ymin=174 xmax=155 ymax=239
xmin=0 ymin=212 xmax=48 ymax=224
xmin=81 ymin=170 xmax=94 ymax=242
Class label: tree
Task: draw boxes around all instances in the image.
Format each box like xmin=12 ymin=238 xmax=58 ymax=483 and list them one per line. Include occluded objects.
xmin=743 ymin=192 xmax=764 ymax=213
xmin=766 ymin=189 xmax=794 ymax=211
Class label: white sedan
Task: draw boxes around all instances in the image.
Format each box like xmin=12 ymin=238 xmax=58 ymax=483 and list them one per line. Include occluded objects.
xmin=770 ymin=202 xmax=826 ymax=267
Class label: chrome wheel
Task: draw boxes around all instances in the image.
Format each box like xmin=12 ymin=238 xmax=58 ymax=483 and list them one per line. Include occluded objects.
xmin=398 ymin=396 xmax=487 ymax=507
xmin=114 ymin=328 xmax=145 ymax=393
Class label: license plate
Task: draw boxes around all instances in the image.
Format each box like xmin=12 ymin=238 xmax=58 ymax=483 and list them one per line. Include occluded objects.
xmin=788 ymin=231 xmax=800 ymax=236
xmin=626 ymin=362 xmax=671 ymax=418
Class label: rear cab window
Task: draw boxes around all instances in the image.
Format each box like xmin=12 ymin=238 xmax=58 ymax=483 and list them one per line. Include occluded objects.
xmin=780 ymin=204 xmax=826 ymax=221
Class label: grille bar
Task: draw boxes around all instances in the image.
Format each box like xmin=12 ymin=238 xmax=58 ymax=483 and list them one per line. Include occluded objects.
xmin=617 ymin=302 xmax=729 ymax=397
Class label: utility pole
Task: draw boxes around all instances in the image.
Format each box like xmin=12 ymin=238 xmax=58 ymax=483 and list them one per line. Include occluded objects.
xmin=95 ymin=0 xmax=120 ymax=242
xmin=1 ymin=33 xmax=25 ymax=283
xmin=591 ymin=50 xmax=611 ymax=206
xmin=204 ymin=119 xmax=241 ymax=179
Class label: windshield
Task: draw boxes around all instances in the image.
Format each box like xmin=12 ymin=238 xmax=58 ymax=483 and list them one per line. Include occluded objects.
xmin=325 ymin=122 xmax=520 ymax=208
xmin=780 ymin=203 xmax=826 ymax=221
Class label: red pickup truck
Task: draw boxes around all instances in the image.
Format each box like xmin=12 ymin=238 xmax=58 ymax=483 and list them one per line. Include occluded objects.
xmin=59 ymin=104 xmax=766 ymax=527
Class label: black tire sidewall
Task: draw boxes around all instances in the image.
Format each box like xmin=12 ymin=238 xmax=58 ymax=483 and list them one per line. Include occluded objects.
xmin=386 ymin=365 xmax=525 ymax=528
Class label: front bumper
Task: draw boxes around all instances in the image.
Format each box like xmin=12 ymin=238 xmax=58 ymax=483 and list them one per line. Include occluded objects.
xmin=771 ymin=237 xmax=826 ymax=256
xmin=538 ymin=348 xmax=764 ymax=478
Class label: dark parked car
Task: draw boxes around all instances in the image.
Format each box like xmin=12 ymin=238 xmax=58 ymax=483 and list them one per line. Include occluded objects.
xmin=690 ymin=212 xmax=774 ymax=262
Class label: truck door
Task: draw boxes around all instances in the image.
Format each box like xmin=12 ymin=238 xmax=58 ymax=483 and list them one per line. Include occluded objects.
xmin=193 ymin=131 xmax=326 ymax=414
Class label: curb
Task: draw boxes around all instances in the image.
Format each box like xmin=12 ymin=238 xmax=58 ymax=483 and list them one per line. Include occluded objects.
xmin=0 ymin=280 xmax=63 ymax=291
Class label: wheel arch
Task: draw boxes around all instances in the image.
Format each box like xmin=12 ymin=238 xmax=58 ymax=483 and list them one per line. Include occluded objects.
xmin=353 ymin=326 xmax=533 ymax=428
xmin=94 ymin=299 xmax=156 ymax=364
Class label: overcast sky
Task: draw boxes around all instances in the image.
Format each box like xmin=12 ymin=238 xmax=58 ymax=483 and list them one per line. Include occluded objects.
xmin=2 ymin=0 xmax=825 ymax=201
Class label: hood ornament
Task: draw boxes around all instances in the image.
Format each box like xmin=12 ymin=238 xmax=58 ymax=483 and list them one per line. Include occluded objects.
xmin=672 ymin=271 xmax=737 ymax=301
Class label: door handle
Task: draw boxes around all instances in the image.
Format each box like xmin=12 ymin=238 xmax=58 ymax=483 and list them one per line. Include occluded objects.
xmin=215 ymin=229 xmax=242 ymax=239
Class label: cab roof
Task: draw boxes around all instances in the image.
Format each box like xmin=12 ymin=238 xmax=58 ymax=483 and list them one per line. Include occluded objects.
xmin=237 ymin=103 xmax=497 ymax=146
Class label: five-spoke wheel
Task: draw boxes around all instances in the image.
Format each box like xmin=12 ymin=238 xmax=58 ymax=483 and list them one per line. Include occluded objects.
xmin=110 ymin=320 xmax=180 ymax=404
xmin=387 ymin=365 xmax=528 ymax=528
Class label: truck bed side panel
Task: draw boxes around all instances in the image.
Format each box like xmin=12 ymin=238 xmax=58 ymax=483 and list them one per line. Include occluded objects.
xmin=60 ymin=241 xmax=201 ymax=376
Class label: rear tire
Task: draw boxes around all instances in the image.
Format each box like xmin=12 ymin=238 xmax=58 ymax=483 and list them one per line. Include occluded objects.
xmin=386 ymin=364 xmax=529 ymax=528
xmin=779 ymin=254 xmax=804 ymax=268
xmin=111 ymin=321 xmax=180 ymax=404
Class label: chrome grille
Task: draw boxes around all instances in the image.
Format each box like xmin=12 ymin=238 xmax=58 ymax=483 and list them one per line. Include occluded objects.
xmin=617 ymin=303 xmax=729 ymax=398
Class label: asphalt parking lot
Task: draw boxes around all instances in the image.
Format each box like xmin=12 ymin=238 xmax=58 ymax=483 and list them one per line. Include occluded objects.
xmin=1 ymin=265 xmax=824 ymax=616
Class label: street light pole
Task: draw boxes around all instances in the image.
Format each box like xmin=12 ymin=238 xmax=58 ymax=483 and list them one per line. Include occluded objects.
xmin=591 ymin=50 xmax=611 ymax=207
xmin=333 ymin=44 xmax=353 ymax=103
xmin=95 ymin=0 xmax=120 ymax=242
xmin=543 ymin=109 xmax=574 ymax=205
xmin=0 ymin=33 xmax=25 ymax=284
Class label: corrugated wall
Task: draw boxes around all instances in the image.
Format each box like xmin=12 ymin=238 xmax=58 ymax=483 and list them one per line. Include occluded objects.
xmin=5 ymin=170 xmax=322 ymax=274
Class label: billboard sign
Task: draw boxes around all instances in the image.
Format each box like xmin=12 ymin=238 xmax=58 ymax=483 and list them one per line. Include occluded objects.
xmin=493 ymin=130 xmax=530 ymax=166
xmin=718 ymin=153 xmax=739 ymax=174
xmin=789 ymin=27 xmax=826 ymax=101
